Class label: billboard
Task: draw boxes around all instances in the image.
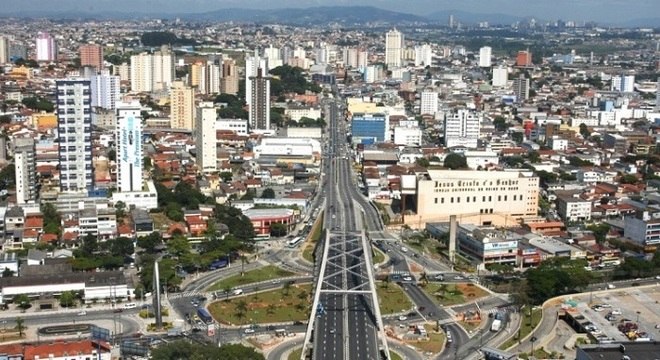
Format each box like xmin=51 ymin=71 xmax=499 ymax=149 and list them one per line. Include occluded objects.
xmin=483 ymin=241 xmax=518 ymax=251
xmin=118 ymin=109 xmax=142 ymax=192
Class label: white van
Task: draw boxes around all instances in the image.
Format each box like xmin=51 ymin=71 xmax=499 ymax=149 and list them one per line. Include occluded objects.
xmin=123 ymin=302 xmax=137 ymax=309
xmin=232 ymin=289 xmax=243 ymax=296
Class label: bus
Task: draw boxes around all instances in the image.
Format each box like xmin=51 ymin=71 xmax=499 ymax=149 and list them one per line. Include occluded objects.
xmin=197 ymin=308 xmax=213 ymax=324
xmin=287 ymin=237 xmax=303 ymax=248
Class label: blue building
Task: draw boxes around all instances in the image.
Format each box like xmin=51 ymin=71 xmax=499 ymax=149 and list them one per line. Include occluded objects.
xmin=351 ymin=113 xmax=388 ymax=144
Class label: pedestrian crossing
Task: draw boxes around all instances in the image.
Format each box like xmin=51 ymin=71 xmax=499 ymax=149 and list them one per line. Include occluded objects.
xmin=168 ymin=291 xmax=206 ymax=300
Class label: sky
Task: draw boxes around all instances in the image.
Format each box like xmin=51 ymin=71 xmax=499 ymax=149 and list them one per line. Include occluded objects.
xmin=3 ymin=0 xmax=659 ymax=23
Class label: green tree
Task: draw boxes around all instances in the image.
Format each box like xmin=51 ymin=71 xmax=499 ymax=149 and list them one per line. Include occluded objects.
xmin=620 ymin=174 xmax=639 ymax=184
xmin=587 ymin=223 xmax=610 ymax=243
xmin=443 ymin=153 xmax=468 ymax=170
xmin=15 ymin=317 xmax=25 ymax=337
xmin=110 ymin=236 xmax=135 ymax=257
xmin=270 ymin=223 xmax=288 ymax=237
xmin=167 ymin=236 xmax=191 ymax=257
xmin=416 ymin=157 xmax=430 ymax=168
xmin=579 ymin=123 xmax=590 ymax=139
xmin=235 ymin=300 xmax=248 ymax=323
xmin=151 ymin=341 xmax=264 ymax=360
xmin=512 ymin=132 xmax=524 ymax=143
xmin=80 ymin=233 xmax=98 ymax=256
xmin=114 ymin=201 xmax=127 ymax=219
xmin=2 ymin=268 xmax=14 ymax=277
xmin=528 ymin=151 xmax=541 ymax=163
xmin=261 ymin=188 xmax=276 ymax=199
xmin=493 ymin=116 xmax=509 ymax=131
xmin=14 ymin=295 xmax=30 ymax=310
xmin=41 ymin=202 xmax=61 ymax=236
xmin=219 ymin=171 xmax=233 ymax=183
xmin=59 ymin=291 xmax=76 ymax=307
xmin=137 ymin=232 xmax=162 ymax=253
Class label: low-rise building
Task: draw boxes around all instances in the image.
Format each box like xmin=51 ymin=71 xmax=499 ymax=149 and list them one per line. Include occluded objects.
xmin=456 ymin=224 xmax=520 ymax=266
xmin=624 ymin=211 xmax=660 ymax=246
xmin=555 ymin=192 xmax=592 ymax=223
xmin=243 ymin=208 xmax=296 ymax=238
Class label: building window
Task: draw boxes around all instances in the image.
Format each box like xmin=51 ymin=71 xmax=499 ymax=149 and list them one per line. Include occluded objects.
xmin=434 ymin=198 xmax=438 ymax=204
xmin=451 ymin=197 xmax=454 ymax=203
xmin=441 ymin=198 xmax=445 ymax=204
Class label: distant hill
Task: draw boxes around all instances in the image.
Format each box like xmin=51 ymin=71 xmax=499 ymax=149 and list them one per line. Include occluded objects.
xmin=183 ymin=6 xmax=428 ymax=25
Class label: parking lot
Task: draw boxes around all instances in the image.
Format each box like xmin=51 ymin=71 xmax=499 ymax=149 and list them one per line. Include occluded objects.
xmin=571 ymin=285 xmax=660 ymax=343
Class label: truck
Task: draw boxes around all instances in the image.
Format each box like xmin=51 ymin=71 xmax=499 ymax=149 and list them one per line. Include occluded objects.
xmin=490 ymin=319 xmax=502 ymax=332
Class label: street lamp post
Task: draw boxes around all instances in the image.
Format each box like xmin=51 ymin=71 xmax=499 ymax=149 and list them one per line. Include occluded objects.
xmin=530 ymin=336 xmax=537 ymax=357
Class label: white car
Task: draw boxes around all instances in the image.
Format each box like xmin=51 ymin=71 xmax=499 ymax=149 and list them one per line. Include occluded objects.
xmin=244 ymin=328 xmax=255 ymax=334
xmin=77 ymin=311 xmax=87 ymax=316
xmin=398 ymin=315 xmax=407 ymax=321
xmin=402 ymin=276 xmax=413 ymax=282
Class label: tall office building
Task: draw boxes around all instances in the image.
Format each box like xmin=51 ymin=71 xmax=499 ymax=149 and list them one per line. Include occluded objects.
xmin=414 ymin=45 xmax=433 ymax=67
xmin=195 ymin=102 xmax=217 ymax=173
xmin=14 ymin=137 xmax=36 ymax=204
xmin=0 ymin=36 xmax=9 ymax=64
xmin=56 ymin=80 xmax=93 ymax=192
xmin=248 ymin=68 xmax=271 ymax=131
xmin=245 ymin=50 xmax=268 ymax=106
xmin=221 ymin=58 xmax=239 ymax=95
xmin=515 ymin=50 xmax=532 ymax=67
xmin=90 ymin=70 xmax=121 ymax=110
xmin=449 ymin=15 xmax=455 ymax=28
xmin=385 ymin=28 xmax=403 ymax=68
xmin=492 ymin=67 xmax=508 ymax=87
xmin=115 ymin=101 xmax=143 ymax=192
xmin=479 ymin=46 xmax=492 ymax=67
xmin=444 ymin=109 xmax=480 ymax=148
xmin=130 ymin=47 xmax=174 ymax=92
xmin=35 ymin=32 xmax=57 ymax=62
xmin=343 ymin=48 xmax=358 ymax=68
xmin=611 ymin=75 xmax=635 ymax=93
xmin=79 ymin=44 xmax=104 ymax=70
xmin=420 ymin=91 xmax=439 ymax=115
xmin=170 ymin=81 xmax=195 ymax=130
xmin=513 ymin=75 xmax=530 ymax=102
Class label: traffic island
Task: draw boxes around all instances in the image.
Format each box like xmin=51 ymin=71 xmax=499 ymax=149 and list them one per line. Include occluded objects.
xmin=38 ymin=324 xmax=93 ymax=336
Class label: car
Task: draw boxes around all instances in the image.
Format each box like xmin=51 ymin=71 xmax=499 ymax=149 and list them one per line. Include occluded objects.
xmin=433 ymin=274 xmax=445 ymax=281
xmin=243 ymin=328 xmax=255 ymax=335
xmin=402 ymin=276 xmax=413 ymax=282
xmin=453 ymin=275 xmax=465 ymax=280
xmin=329 ymin=329 xmax=336 ymax=334
xmin=418 ymin=306 xmax=426 ymax=312
xmin=398 ymin=315 xmax=407 ymax=321
xmin=77 ymin=311 xmax=87 ymax=316
xmin=113 ymin=308 xmax=123 ymax=313
xmin=611 ymin=309 xmax=622 ymax=315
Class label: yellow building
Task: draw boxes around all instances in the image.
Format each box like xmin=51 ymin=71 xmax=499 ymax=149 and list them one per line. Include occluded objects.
xmin=170 ymin=81 xmax=195 ymax=130
xmin=32 ymin=112 xmax=57 ymax=130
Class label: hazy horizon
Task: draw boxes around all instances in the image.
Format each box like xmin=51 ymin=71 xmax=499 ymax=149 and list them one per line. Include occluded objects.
xmin=2 ymin=0 xmax=659 ymax=24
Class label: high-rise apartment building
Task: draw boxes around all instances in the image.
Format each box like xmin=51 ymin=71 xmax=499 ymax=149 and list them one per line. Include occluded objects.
xmin=221 ymin=58 xmax=239 ymax=95
xmin=385 ymin=28 xmax=404 ymax=68
xmin=130 ymin=47 xmax=174 ymax=92
xmin=249 ymin=68 xmax=271 ymax=131
xmin=35 ymin=32 xmax=57 ymax=62
xmin=90 ymin=70 xmax=121 ymax=110
xmin=115 ymin=101 xmax=143 ymax=192
xmin=515 ymin=50 xmax=532 ymax=67
xmin=444 ymin=109 xmax=480 ymax=148
xmin=513 ymin=75 xmax=530 ymax=102
xmin=56 ymin=80 xmax=93 ymax=192
xmin=195 ymin=102 xmax=217 ymax=173
xmin=0 ymin=36 xmax=10 ymax=64
xmin=611 ymin=75 xmax=635 ymax=93
xmin=114 ymin=63 xmax=130 ymax=83
xmin=191 ymin=61 xmax=221 ymax=95
xmin=245 ymin=51 xmax=268 ymax=107
xmin=170 ymin=81 xmax=195 ymax=130
xmin=79 ymin=44 xmax=104 ymax=70
xmin=14 ymin=137 xmax=36 ymax=204
xmin=656 ymin=77 xmax=660 ymax=111
xmin=492 ymin=67 xmax=508 ymax=87
xmin=357 ymin=50 xmax=369 ymax=69
xmin=479 ymin=46 xmax=492 ymax=67
xmin=414 ymin=45 xmax=433 ymax=67
xmin=343 ymin=48 xmax=358 ymax=68
xmin=420 ymin=91 xmax=438 ymax=115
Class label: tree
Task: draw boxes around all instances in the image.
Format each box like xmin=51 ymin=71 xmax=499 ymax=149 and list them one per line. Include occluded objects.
xmin=579 ymin=123 xmax=590 ymax=139
xmin=14 ymin=295 xmax=30 ymax=310
xmin=151 ymin=341 xmax=265 ymax=360
xmin=283 ymin=281 xmax=292 ymax=297
xmin=512 ymin=132 xmax=524 ymax=143
xmin=620 ymin=174 xmax=639 ymax=184
xmin=235 ymin=300 xmax=248 ymax=324
xmin=107 ymin=149 xmax=116 ymax=161
xmin=443 ymin=153 xmax=468 ymax=170
xmin=41 ymin=202 xmax=61 ymax=236
xmin=270 ymin=223 xmax=288 ymax=237
xmin=261 ymin=188 xmax=276 ymax=199
xmin=528 ymin=151 xmax=541 ymax=164
xmin=110 ymin=236 xmax=135 ymax=257
xmin=2 ymin=268 xmax=14 ymax=277
xmin=219 ymin=171 xmax=233 ymax=183
xmin=114 ymin=201 xmax=127 ymax=219
xmin=266 ymin=303 xmax=276 ymax=315
xmin=80 ymin=233 xmax=98 ymax=256
xmin=167 ymin=236 xmax=191 ymax=257
xmin=137 ymin=232 xmax=162 ymax=253
xmin=493 ymin=116 xmax=509 ymax=131
xmin=59 ymin=291 xmax=76 ymax=308
xmin=416 ymin=157 xmax=430 ymax=168
xmin=15 ymin=317 xmax=25 ymax=337
xmin=223 ymin=284 xmax=233 ymax=301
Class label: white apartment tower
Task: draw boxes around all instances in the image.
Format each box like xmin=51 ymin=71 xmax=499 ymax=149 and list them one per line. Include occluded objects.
xmin=249 ymin=68 xmax=271 ymax=131
xmin=196 ymin=102 xmax=217 ymax=173
xmin=444 ymin=109 xmax=480 ymax=148
xmin=420 ymin=91 xmax=439 ymax=115
xmin=656 ymin=77 xmax=660 ymax=111
xmin=414 ymin=45 xmax=433 ymax=67
xmin=56 ymin=80 xmax=93 ymax=192
xmin=130 ymin=47 xmax=174 ymax=92
xmin=170 ymin=81 xmax=195 ymax=130
xmin=385 ymin=28 xmax=404 ymax=68
xmin=245 ymin=50 xmax=268 ymax=107
xmin=90 ymin=70 xmax=121 ymax=110
xmin=479 ymin=46 xmax=492 ymax=67
xmin=14 ymin=137 xmax=36 ymax=204
xmin=0 ymin=36 xmax=9 ymax=64
xmin=190 ymin=61 xmax=221 ymax=95
xmin=513 ymin=75 xmax=530 ymax=102
xmin=343 ymin=48 xmax=358 ymax=68
xmin=611 ymin=74 xmax=635 ymax=93
xmin=115 ymin=101 xmax=143 ymax=192
xmin=492 ymin=67 xmax=508 ymax=87
xmin=35 ymin=32 xmax=57 ymax=62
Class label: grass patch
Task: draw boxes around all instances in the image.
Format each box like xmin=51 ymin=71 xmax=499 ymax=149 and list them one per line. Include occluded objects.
xmin=207 ymin=265 xmax=295 ymax=291
xmin=420 ymin=283 xmax=488 ymax=307
xmin=372 ymin=246 xmax=385 ymax=264
xmin=288 ymin=348 xmax=302 ymax=360
xmin=302 ymin=214 xmax=324 ymax=263
xmin=376 ymin=282 xmax=413 ymax=314
xmin=209 ymin=284 xmax=312 ymax=325
xmin=151 ymin=212 xmax=174 ymax=231
xmin=405 ymin=324 xmax=445 ymax=353
xmin=389 ymin=351 xmax=403 ymax=360
xmin=499 ymin=307 xmax=543 ymax=350
xmin=517 ymin=348 xmax=558 ymax=360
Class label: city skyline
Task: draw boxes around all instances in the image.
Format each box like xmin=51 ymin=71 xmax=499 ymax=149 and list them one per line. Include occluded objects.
xmin=2 ymin=0 xmax=659 ymax=24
